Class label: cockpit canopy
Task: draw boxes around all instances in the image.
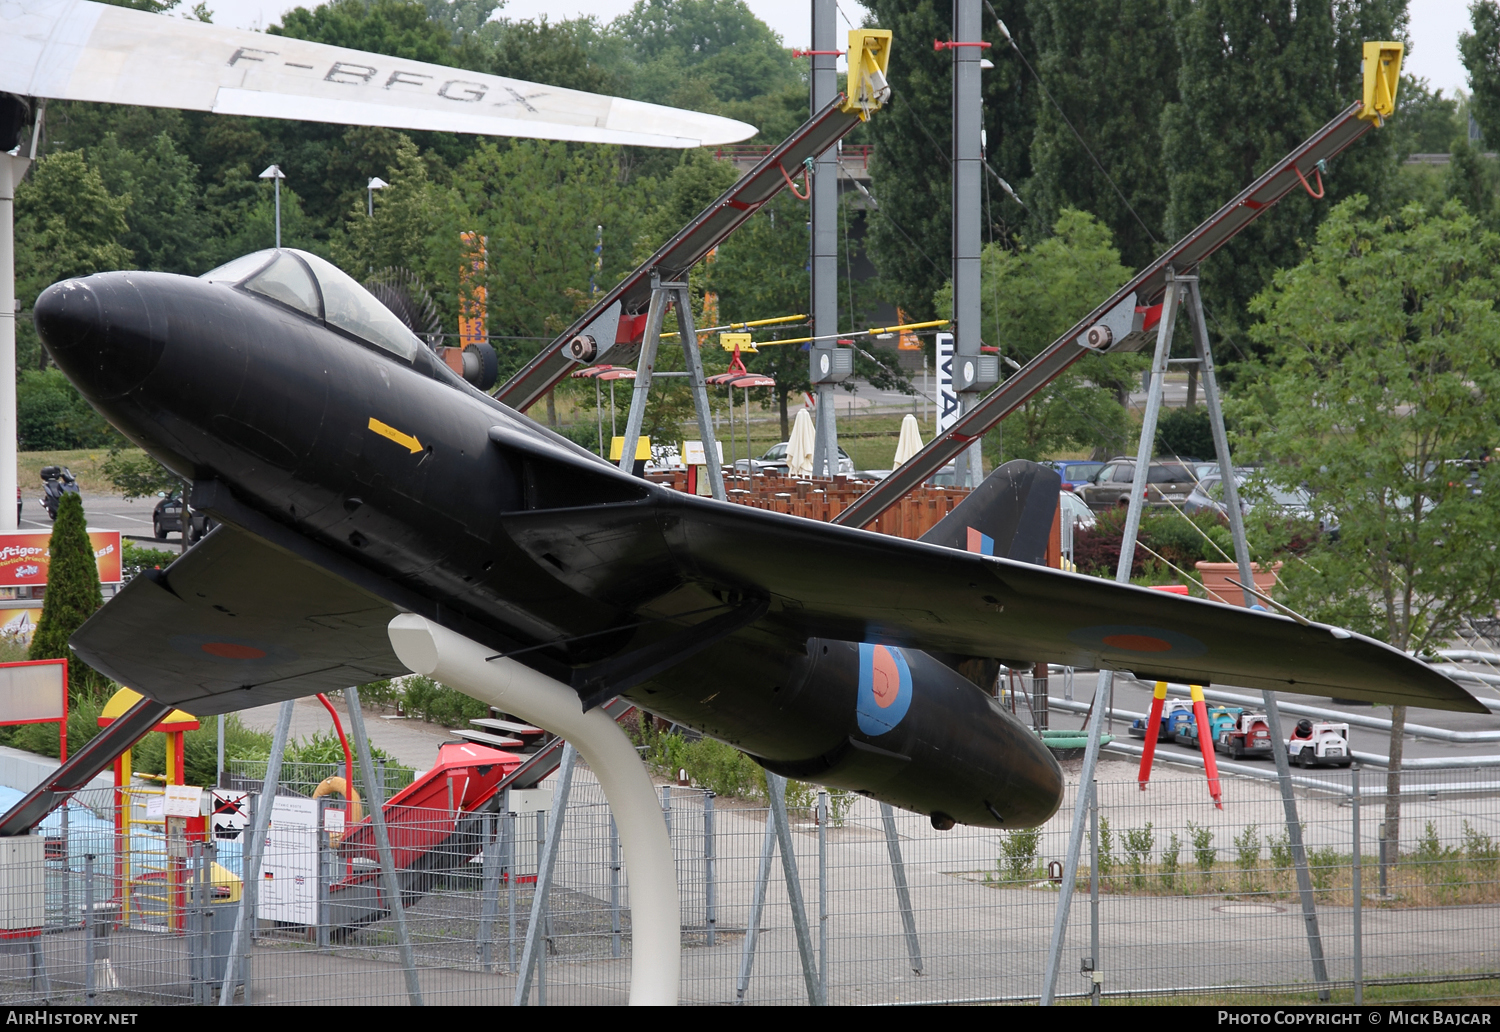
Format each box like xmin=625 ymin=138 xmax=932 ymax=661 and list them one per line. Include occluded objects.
xmin=202 ymin=249 xmax=422 ymax=362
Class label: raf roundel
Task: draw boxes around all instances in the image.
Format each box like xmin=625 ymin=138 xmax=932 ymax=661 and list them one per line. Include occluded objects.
xmin=1067 ymin=624 xmax=1208 ymax=660
xmin=857 ymin=643 xmax=913 ymax=736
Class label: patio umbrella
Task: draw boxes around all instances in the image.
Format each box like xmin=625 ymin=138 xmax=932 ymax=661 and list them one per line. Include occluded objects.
xmin=786 ymin=407 xmax=816 ymax=477
xmin=893 ymin=413 xmax=924 ymax=466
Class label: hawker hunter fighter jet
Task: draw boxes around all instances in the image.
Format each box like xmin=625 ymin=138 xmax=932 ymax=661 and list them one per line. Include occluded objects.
xmin=33 ymin=247 xmax=1486 ymax=830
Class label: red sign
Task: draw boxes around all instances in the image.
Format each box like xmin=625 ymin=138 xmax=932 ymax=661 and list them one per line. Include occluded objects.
xmin=0 ymin=530 xmax=124 ymax=585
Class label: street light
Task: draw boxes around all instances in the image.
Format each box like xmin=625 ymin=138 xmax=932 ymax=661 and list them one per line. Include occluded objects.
xmin=259 ymin=164 xmax=285 ymax=248
xmin=367 ymin=176 xmax=387 ymax=218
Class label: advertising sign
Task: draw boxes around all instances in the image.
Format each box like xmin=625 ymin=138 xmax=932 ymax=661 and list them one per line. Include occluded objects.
xmin=0 ymin=530 xmax=123 ymax=585
xmin=935 ymin=331 xmax=960 ymax=434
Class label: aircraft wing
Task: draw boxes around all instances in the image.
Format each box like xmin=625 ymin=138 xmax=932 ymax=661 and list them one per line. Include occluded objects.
xmin=503 ymin=491 xmax=1488 ymax=713
xmin=70 ymin=525 xmax=406 ymax=717
xmin=1 ymin=0 xmax=754 ymax=148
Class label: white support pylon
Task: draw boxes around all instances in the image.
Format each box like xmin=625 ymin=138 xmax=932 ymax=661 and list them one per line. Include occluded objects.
xmin=387 ymin=614 xmax=680 ymax=1006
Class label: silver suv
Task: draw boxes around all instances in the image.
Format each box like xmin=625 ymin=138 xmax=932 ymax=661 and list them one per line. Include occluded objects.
xmin=1079 ymin=458 xmax=1197 ymax=512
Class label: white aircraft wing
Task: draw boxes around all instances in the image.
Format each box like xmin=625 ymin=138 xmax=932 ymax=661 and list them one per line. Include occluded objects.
xmin=1 ymin=0 xmax=756 ymax=148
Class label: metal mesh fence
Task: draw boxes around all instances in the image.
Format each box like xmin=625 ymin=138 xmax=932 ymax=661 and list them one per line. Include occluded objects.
xmin=0 ymin=761 xmax=1496 ymax=1005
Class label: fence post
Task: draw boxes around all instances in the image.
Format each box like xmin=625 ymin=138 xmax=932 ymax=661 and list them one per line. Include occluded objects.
xmin=343 ymin=686 xmax=424 ymax=1007
xmin=478 ymin=811 xmax=499 ymax=972
xmin=609 ymin=816 xmax=622 ymax=959
xmin=515 ymin=742 xmax=578 ymax=1007
xmin=315 ymin=797 xmax=329 ymax=950
xmin=817 ymin=791 xmax=828 ymax=993
xmin=735 ymin=812 xmax=777 ymax=1003
xmin=879 ymin=801 xmax=923 ymax=976
xmin=704 ymin=791 xmax=716 ymax=947
xmin=1089 ymin=778 xmax=1100 ymax=1006
xmin=1351 ymin=764 xmax=1363 ymax=1006
xmin=83 ymin=853 xmax=95 ymax=1003
xmin=506 ymin=808 xmax=517 ymax=974
xmin=219 ymin=698 xmax=294 ymax=1006
xmin=767 ymin=771 xmax=823 ymax=1006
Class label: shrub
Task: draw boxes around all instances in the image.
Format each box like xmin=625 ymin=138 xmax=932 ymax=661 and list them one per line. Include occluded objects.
xmin=1122 ymin=824 xmax=1154 ymax=888
xmin=1308 ymin=846 xmax=1342 ymax=891
xmin=681 ymin=736 xmax=760 ymax=799
xmin=401 ymin=674 xmax=488 ymax=727
xmin=1269 ymin=829 xmax=1293 ymax=872
xmin=1464 ymin=821 xmax=1498 ymax=875
xmin=29 ymin=492 xmax=106 ymax=696
xmin=1155 ymin=406 xmax=1216 ymax=460
xmin=1161 ymin=832 xmax=1181 ymax=890
xmin=121 ymin=541 xmax=176 ymax=582
xmin=1000 ymin=827 xmax=1041 ymax=884
xmin=1234 ymin=823 xmax=1261 ymax=893
xmin=1189 ymin=821 xmax=1216 ymax=881
xmin=17 ymin=368 xmax=118 ymax=450
xmin=1097 ymin=816 xmax=1115 ymax=881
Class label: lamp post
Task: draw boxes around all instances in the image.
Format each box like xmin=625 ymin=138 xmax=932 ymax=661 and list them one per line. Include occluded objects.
xmin=367 ymin=176 xmax=387 ymax=218
xmin=259 ymin=164 xmax=285 ymax=248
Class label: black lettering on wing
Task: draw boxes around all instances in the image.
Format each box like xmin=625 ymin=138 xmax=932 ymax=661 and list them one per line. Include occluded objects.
xmin=326 ymin=62 xmax=378 ymax=85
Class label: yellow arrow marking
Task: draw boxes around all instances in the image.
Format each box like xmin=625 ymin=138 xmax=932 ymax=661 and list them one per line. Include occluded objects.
xmin=368 ymin=417 xmax=423 ymax=454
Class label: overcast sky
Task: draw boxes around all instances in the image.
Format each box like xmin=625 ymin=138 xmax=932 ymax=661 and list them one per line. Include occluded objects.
xmin=196 ymin=0 xmax=1476 ymax=99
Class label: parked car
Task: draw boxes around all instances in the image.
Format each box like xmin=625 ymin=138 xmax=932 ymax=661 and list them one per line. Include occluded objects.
xmin=1127 ymin=699 xmax=1195 ymax=740
xmin=1078 ymin=458 xmax=1197 ymax=513
xmin=1213 ymin=710 xmax=1273 ymax=760
xmin=1286 ymin=720 xmax=1353 ymax=768
xmin=1043 ymin=460 xmax=1105 ymax=492
xmin=1058 ymin=489 xmax=1096 ymax=532
xmin=735 ymin=441 xmax=854 ymax=477
xmin=154 ymin=488 xmax=215 ymax=542
xmin=1184 ymin=474 xmax=1338 ymax=537
xmin=1174 ymin=705 xmax=1242 ymax=747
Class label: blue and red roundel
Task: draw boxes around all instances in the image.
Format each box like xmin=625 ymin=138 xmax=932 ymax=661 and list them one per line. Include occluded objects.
xmin=857 ymin=643 xmax=913 ymax=736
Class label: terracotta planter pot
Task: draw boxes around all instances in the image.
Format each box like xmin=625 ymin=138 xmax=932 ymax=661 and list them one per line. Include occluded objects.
xmin=1194 ymin=561 xmax=1282 ymax=607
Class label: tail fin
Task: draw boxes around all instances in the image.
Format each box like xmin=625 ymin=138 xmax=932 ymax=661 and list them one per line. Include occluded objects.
xmin=920 ymin=460 xmax=1062 ymax=566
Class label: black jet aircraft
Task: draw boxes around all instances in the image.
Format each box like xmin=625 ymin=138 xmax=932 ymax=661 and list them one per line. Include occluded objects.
xmin=34 ymin=248 xmax=1485 ymax=830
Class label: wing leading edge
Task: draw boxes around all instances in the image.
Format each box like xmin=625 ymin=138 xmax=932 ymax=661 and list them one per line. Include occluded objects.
xmin=501 ymin=490 xmax=1488 ymax=713
xmin=71 ymin=525 xmax=405 ymax=716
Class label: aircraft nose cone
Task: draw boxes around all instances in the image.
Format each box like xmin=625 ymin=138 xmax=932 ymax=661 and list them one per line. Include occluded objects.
xmin=34 ymin=274 xmax=166 ymax=399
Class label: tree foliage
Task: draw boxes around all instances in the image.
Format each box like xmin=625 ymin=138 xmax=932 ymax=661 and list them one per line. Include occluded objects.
xmin=935 ymin=209 xmax=1140 ymax=461
xmin=28 ymin=493 xmax=106 ymax=696
xmin=1462 ymin=0 xmax=1500 ymax=148
xmin=1236 ymin=196 xmax=1500 ymax=846
xmin=1161 ymin=0 xmax=1406 ymax=355
xmin=1026 ymin=0 xmax=1179 ymax=271
xmin=862 ymin=0 xmax=1037 ymax=321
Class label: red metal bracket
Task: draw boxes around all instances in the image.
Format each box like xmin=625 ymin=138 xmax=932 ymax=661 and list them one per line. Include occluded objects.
xmin=793 ymin=48 xmax=845 ymax=57
xmin=934 ymin=39 xmax=993 ymax=50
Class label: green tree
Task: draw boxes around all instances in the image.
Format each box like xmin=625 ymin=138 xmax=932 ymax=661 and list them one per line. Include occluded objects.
xmin=1236 ymin=195 xmax=1500 ymax=853
xmin=1462 ymin=0 xmax=1500 ymax=147
xmin=1160 ymin=0 xmax=1407 ymax=358
xmin=87 ymin=131 xmax=207 ymax=274
xmin=29 ymin=493 xmax=106 ymax=697
xmin=863 ymin=0 xmax=1038 ymax=320
xmin=612 ymin=0 xmax=799 ymax=108
xmin=706 ymin=192 xmax=811 ymax=438
xmin=447 ymin=140 xmax=647 ymax=377
xmin=272 ymin=0 xmax=455 ymax=64
xmin=1393 ymin=75 xmax=1462 ymax=157
xmin=1026 ymin=0 xmax=1179 ymax=271
xmin=334 ymin=135 xmax=446 ymax=277
xmin=935 ymin=209 xmax=1139 ymax=460
xmin=14 ymin=151 xmax=133 ymax=309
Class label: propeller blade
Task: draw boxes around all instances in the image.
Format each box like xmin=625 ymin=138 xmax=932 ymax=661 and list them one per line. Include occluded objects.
xmin=1 ymin=0 xmax=756 ymax=148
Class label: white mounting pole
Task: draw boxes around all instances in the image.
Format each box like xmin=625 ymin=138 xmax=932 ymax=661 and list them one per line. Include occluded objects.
xmin=386 ymin=614 xmax=680 ymax=1006
xmin=0 ymin=152 xmax=28 ymax=533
